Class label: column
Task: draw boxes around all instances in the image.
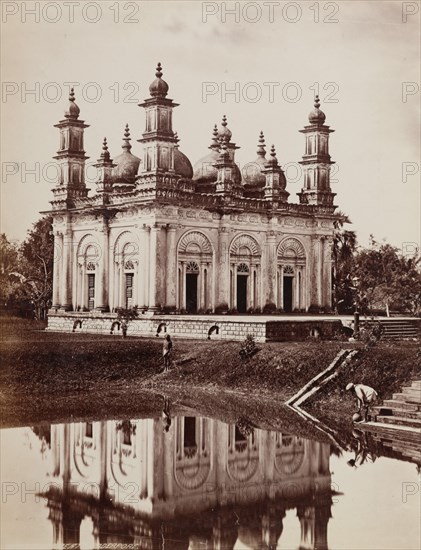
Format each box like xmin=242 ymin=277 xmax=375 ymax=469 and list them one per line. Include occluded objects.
xmin=318 ymin=238 xmax=324 ymax=306
xmin=139 ymin=225 xmax=150 ymax=309
xmin=133 ymin=261 xmax=139 ymax=308
xmin=297 ymin=506 xmax=315 ymax=550
xmin=165 ymin=224 xmax=177 ymax=309
xmin=200 ymin=264 xmax=206 ymax=309
xmin=295 ymin=268 xmax=300 ymax=310
xmin=96 ymin=220 xmax=109 ymax=312
xmin=250 ymin=267 xmax=255 ymax=308
xmin=112 ymin=262 xmax=119 ymax=311
xmin=61 ymin=225 xmax=73 ymax=311
xmin=119 ymin=263 xmax=125 ymax=308
xmin=324 ymin=238 xmax=333 ymax=309
xmin=279 ymin=266 xmax=284 ymax=310
xmin=181 ymin=262 xmax=186 ymax=309
xmin=52 ymin=231 xmax=62 ymax=308
xmin=217 ymin=227 xmax=230 ymax=307
xmin=266 ymin=233 xmax=277 ymax=304
xmin=232 ymin=265 xmax=237 ymax=309
xmin=148 ymin=224 xmax=159 ymax=311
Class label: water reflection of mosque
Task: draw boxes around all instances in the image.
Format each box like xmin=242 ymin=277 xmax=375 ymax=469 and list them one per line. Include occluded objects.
xmin=45 ymin=414 xmax=333 ymax=549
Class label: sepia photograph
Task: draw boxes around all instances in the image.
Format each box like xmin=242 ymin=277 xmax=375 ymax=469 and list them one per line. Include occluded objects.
xmin=1 ymin=1 xmax=420 ymax=549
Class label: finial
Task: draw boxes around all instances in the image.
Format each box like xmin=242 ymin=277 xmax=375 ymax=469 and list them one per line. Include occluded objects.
xmin=174 ymin=131 xmax=179 ymax=147
xmin=155 ymin=62 xmax=163 ymax=78
xmin=122 ymin=123 xmax=132 ymax=151
xmin=222 ymin=115 xmax=227 ymax=127
xmin=65 ymin=86 xmax=80 ymax=119
xmin=266 ymin=144 xmax=278 ymax=166
xmin=257 ymin=131 xmax=266 ymax=157
xmin=100 ymin=137 xmax=111 ymax=161
xmin=314 ymin=95 xmax=321 ymax=109
xmin=209 ymin=124 xmax=220 ymax=150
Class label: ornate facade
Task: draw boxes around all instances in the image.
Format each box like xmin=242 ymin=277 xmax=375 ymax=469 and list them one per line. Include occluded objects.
xmin=47 ymin=63 xmax=340 ymax=316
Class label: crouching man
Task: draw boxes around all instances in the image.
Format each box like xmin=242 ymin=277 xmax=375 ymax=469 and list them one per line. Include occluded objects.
xmin=346 ymin=382 xmax=379 ymax=422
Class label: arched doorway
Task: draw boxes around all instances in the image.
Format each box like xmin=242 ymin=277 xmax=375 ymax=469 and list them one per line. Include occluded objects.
xmin=277 ymin=238 xmax=306 ymax=312
xmin=178 ymin=231 xmax=213 ymax=312
xmin=230 ymin=235 xmax=261 ymax=312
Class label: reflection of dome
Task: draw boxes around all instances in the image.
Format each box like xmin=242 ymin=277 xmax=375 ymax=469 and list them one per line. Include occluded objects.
xmin=149 ymin=62 xmax=169 ymax=98
xmin=308 ymin=95 xmax=326 ymax=124
xmin=65 ymin=88 xmax=80 ymax=119
xmin=243 ymin=131 xmax=266 ymax=188
xmin=174 ymin=148 xmax=193 ymax=179
xmin=112 ymin=124 xmax=141 ymax=184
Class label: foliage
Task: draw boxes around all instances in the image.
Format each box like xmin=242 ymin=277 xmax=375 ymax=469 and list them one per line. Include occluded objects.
xmin=18 ymin=216 xmax=54 ymax=319
xmin=215 ymin=302 xmax=229 ymax=314
xmin=357 ymin=320 xmax=385 ymax=349
xmin=115 ymin=307 xmax=139 ymax=322
xmin=262 ymin=302 xmax=277 ymax=314
xmin=239 ymin=334 xmax=257 ymax=360
xmin=355 ymin=238 xmax=421 ymax=315
xmin=332 ymin=214 xmax=357 ymax=313
xmin=0 ymin=234 xmax=21 ymax=307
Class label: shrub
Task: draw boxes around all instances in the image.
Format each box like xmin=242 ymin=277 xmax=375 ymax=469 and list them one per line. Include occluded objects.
xmin=263 ymin=302 xmax=277 ymax=314
xmin=239 ymin=334 xmax=257 ymax=360
xmin=215 ymin=303 xmax=229 ymax=314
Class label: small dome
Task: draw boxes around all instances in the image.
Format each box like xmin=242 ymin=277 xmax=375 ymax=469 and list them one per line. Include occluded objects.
xmin=149 ymin=62 xmax=169 ymax=98
xmin=218 ymin=115 xmax=232 ymax=141
xmin=308 ymin=95 xmax=326 ymax=124
xmin=65 ymin=88 xmax=80 ymax=119
xmin=112 ymin=124 xmax=141 ymax=183
xmin=243 ymin=131 xmax=267 ymax=188
xmin=174 ymin=142 xmax=193 ymax=179
xmin=193 ymin=150 xmax=242 ymax=185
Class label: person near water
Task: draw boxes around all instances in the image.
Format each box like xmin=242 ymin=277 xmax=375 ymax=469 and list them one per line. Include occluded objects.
xmin=346 ymin=382 xmax=378 ymax=422
xmin=162 ymin=334 xmax=173 ymax=372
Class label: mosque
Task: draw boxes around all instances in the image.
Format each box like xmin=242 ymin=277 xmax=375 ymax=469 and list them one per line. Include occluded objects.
xmin=47 ymin=63 xmax=341 ymax=336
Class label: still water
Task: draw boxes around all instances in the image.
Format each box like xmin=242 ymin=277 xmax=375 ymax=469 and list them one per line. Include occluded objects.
xmin=0 ymin=409 xmax=419 ymax=550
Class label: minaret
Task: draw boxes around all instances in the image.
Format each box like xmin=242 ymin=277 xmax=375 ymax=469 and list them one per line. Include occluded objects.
xmin=262 ymin=145 xmax=289 ymax=203
xmin=298 ymin=95 xmax=336 ymax=207
xmin=137 ymin=63 xmax=179 ymax=178
xmin=52 ymin=88 xmax=89 ymax=202
xmin=94 ymin=138 xmax=115 ymax=195
xmin=214 ymin=137 xmax=242 ymax=197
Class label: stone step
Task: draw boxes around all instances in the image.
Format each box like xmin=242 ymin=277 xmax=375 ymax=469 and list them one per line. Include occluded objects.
xmin=372 ymin=406 xmax=421 ymax=419
xmin=383 ymin=399 xmax=421 ymax=411
xmin=402 ymin=386 xmax=421 ymax=395
xmin=381 ymin=440 xmax=421 ymax=455
xmin=356 ymin=423 xmax=421 ymax=443
xmin=410 ymin=381 xmax=421 ymax=389
xmin=392 ymin=393 xmax=421 ymax=404
xmin=377 ymin=415 xmax=421 ymax=428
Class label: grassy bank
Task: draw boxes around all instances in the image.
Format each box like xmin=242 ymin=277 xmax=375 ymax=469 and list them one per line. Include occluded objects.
xmin=304 ymin=341 xmax=420 ymax=435
xmin=1 ymin=318 xmax=419 ymax=437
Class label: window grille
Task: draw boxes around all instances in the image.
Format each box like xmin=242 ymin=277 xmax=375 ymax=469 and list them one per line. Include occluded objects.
xmin=186 ymin=261 xmax=200 ymax=273
xmin=237 ymin=263 xmax=250 ymax=273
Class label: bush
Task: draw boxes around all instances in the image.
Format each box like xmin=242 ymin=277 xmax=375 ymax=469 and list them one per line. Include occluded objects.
xmin=239 ymin=334 xmax=257 ymax=360
xmin=263 ymin=302 xmax=277 ymax=314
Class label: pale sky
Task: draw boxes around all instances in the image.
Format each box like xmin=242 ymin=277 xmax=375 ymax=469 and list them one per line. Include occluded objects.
xmin=1 ymin=0 xmax=420 ymax=251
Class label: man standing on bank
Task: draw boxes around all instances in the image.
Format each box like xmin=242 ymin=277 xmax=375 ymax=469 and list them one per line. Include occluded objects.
xmin=162 ymin=334 xmax=173 ymax=372
xmin=346 ymin=382 xmax=379 ymax=422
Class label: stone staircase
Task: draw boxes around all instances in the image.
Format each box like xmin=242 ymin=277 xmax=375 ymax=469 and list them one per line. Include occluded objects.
xmin=358 ymin=381 xmax=421 ymax=465
xmin=363 ymin=318 xmax=420 ymax=340
xmin=373 ymin=380 xmax=421 ymax=428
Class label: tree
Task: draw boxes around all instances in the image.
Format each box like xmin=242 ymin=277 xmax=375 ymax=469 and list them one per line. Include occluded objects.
xmin=0 ymin=234 xmax=21 ymax=307
xmin=354 ymin=238 xmax=421 ymax=315
xmin=18 ymin=216 xmax=54 ymax=320
xmin=332 ymin=213 xmax=357 ymax=313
